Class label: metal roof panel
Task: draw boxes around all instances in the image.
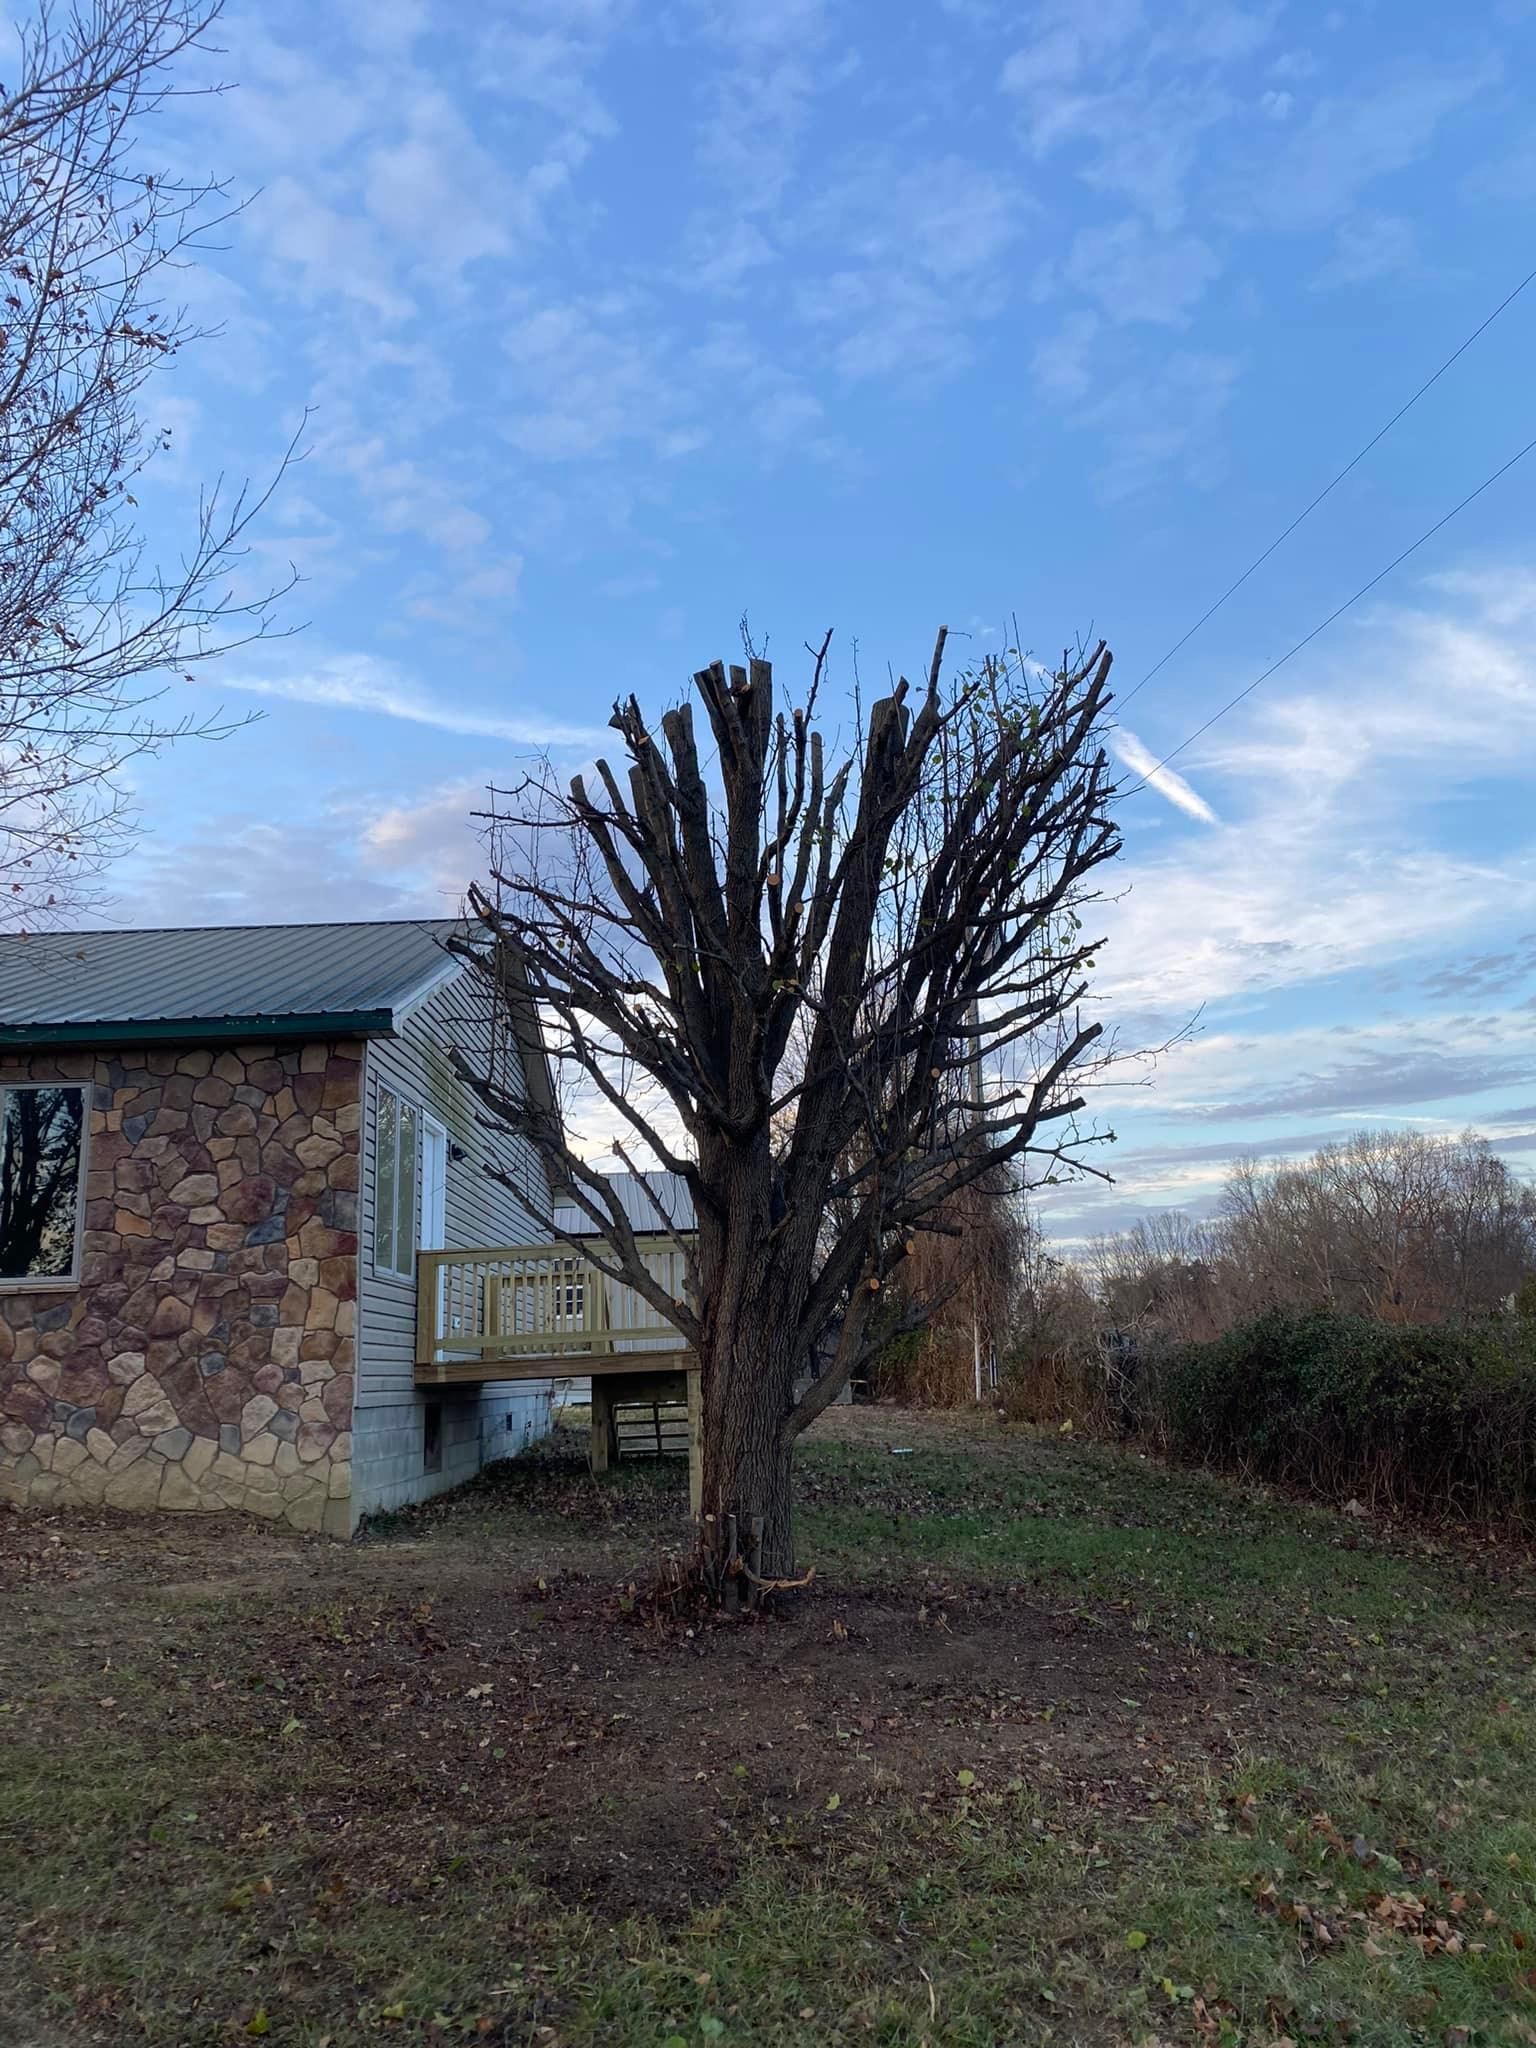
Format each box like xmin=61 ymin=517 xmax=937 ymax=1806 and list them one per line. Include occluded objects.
xmin=0 ymin=920 xmax=465 ymax=1036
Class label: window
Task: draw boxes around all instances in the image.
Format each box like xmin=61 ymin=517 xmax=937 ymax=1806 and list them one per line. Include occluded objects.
xmin=555 ymin=1260 xmax=585 ymax=1329
xmin=373 ymin=1085 xmax=419 ymax=1281
xmin=0 ymin=1084 xmax=86 ymax=1285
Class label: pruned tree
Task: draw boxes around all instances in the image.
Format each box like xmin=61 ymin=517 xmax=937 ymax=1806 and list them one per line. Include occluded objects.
xmin=0 ymin=0 xmax=295 ymax=927
xmin=455 ymin=628 xmax=1122 ymax=1593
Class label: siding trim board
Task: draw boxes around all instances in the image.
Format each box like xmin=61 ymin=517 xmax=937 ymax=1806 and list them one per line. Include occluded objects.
xmin=388 ymin=956 xmax=463 ymax=1033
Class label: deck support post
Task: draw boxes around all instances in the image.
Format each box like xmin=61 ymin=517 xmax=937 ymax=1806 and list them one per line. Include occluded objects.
xmin=686 ymin=1367 xmax=702 ymax=1520
xmin=589 ymin=1378 xmax=616 ymax=1476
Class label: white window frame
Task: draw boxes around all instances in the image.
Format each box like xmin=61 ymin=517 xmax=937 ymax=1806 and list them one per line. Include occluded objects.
xmin=372 ymin=1083 xmax=421 ymax=1284
xmin=419 ymin=1112 xmax=450 ymax=1355
xmin=419 ymin=1113 xmax=448 ymax=1255
xmin=0 ymin=1080 xmax=90 ymax=1292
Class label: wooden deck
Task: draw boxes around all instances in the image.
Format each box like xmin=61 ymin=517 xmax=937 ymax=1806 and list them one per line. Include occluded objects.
xmin=413 ymin=1236 xmax=700 ymax=1511
xmin=413 ymin=1346 xmax=697 ymax=1387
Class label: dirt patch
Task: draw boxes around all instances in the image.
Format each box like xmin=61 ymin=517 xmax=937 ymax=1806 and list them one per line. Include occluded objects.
xmin=278 ymin=1581 xmax=1295 ymax=1917
xmin=1 ymin=1548 xmax=1301 ymax=1926
xmin=0 ymin=1431 xmax=1321 ymax=1928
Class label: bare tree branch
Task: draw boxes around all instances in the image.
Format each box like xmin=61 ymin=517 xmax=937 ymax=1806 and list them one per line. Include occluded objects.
xmin=0 ymin=0 xmax=294 ymax=927
xmin=457 ymin=627 xmax=1124 ymax=1591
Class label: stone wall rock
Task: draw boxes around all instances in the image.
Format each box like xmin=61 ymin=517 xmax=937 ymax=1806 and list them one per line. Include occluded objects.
xmin=0 ymin=1041 xmax=361 ymax=1535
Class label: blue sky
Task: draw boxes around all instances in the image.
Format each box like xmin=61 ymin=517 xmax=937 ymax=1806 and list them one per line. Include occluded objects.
xmin=105 ymin=0 xmax=1536 ymax=1238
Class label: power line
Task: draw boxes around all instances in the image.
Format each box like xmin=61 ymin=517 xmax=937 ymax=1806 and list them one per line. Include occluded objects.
xmin=1115 ymin=258 xmax=1536 ymax=719
xmin=1121 ymin=426 xmax=1536 ymax=795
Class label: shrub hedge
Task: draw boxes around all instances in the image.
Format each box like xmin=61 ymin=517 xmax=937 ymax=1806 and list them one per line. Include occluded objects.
xmin=1153 ymin=1308 xmax=1536 ymax=1522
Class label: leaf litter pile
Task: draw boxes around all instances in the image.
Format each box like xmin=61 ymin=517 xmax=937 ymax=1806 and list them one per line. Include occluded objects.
xmin=2 ymin=1409 xmax=1534 ymax=2047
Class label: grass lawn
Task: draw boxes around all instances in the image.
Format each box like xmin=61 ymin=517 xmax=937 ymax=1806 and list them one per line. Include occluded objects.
xmin=3 ymin=1406 xmax=1535 ymax=2048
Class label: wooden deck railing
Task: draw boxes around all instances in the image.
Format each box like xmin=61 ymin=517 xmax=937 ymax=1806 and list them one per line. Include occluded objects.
xmin=415 ymin=1233 xmax=693 ymax=1368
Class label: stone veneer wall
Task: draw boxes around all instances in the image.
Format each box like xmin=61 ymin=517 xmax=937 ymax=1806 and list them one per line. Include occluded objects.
xmin=0 ymin=1040 xmax=361 ymax=1535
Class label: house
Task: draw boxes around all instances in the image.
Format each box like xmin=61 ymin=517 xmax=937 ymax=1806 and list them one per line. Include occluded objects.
xmin=552 ymin=1170 xmax=696 ymax=1240
xmin=0 ymin=919 xmax=557 ymax=1534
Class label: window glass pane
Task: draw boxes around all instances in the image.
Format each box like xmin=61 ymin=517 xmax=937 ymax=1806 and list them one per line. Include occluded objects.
xmin=396 ymin=1102 xmax=418 ymax=1270
xmin=375 ymin=1088 xmax=397 ymax=1274
xmin=0 ymin=1086 xmax=84 ymax=1280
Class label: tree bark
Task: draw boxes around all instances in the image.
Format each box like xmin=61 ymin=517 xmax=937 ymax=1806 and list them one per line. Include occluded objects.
xmin=698 ymin=1290 xmax=801 ymax=1595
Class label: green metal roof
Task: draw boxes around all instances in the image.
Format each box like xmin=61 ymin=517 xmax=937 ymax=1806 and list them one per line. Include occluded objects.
xmin=0 ymin=919 xmax=466 ymax=1049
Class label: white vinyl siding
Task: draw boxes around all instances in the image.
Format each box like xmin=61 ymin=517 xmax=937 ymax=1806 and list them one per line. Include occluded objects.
xmin=351 ymin=964 xmax=554 ymax=1518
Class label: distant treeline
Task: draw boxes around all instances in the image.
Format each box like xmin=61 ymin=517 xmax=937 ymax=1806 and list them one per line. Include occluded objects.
xmin=881 ymin=1128 xmax=1536 ymax=1522
xmin=1089 ymin=1128 xmax=1536 ymax=1339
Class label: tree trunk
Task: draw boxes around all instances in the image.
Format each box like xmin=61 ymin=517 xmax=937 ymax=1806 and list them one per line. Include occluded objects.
xmin=698 ymin=1310 xmax=800 ymax=1599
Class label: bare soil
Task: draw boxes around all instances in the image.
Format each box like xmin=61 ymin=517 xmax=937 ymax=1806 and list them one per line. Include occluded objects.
xmin=1 ymin=1433 xmax=1300 ymax=1929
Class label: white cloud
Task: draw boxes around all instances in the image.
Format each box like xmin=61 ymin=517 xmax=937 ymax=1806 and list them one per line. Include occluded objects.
xmin=338 ymin=0 xmax=429 ymax=53
xmin=1269 ymin=48 xmax=1318 ymax=82
xmin=406 ymin=556 xmax=526 ymax=627
xmin=681 ymin=218 xmax=778 ymax=294
xmin=363 ymin=92 xmax=516 ymax=279
xmin=1066 ymin=218 xmax=1221 ymax=324
xmin=1002 ymin=4 xmax=1246 ymax=231
xmin=1097 ymin=565 xmax=1536 ymax=1019
xmin=1111 ymin=730 xmax=1220 ymax=823
xmin=260 ymin=176 xmax=415 ymax=323
xmin=211 ymin=653 xmax=604 ymax=748
xmin=478 ymin=6 xmax=625 ymax=138
xmin=801 ymin=269 xmax=979 ymax=383
xmin=993 ymin=13 xmax=1503 ymax=504
xmin=1079 ymin=349 xmax=1242 ymax=500
xmin=316 ymin=426 xmax=491 ymax=553
xmin=364 ymin=778 xmax=486 ymax=885
xmin=781 ymin=152 xmax=1021 ymax=382
xmin=689 ymin=0 xmax=844 ymax=219
xmin=108 ymin=815 xmax=438 ymax=927
xmin=502 ymin=293 xmax=692 ymax=461
xmin=1241 ymin=61 xmax=1499 ymax=231
xmin=1310 ymin=212 xmax=1419 ymax=288
xmin=1031 ymin=312 xmax=1100 ymax=400
xmin=809 ymin=153 xmax=1019 ymax=283
xmin=1001 ymin=0 xmax=1145 ymax=98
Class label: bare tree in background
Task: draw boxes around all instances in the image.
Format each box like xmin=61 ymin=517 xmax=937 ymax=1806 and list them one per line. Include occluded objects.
xmin=1090 ymin=1129 xmax=1536 ymax=1337
xmin=1221 ymin=1130 xmax=1536 ymax=1323
xmin=0 ymin=0 xmax=295 ymax=927
xmin=1001 ymin=1210 xmax=1100 ymax=1419
xmin=1090 ymin=1208 xmax=1225 ymax=1343
xmin=864 ymin=1168 xmax=1029 ymax=1406
xmin=455 ymin=629 xmax=1122 ymax=1594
